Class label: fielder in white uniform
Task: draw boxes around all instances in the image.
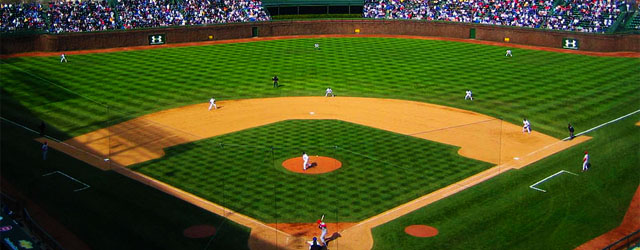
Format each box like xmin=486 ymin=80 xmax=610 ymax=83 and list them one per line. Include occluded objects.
xmin=302 ymin=152 xmax=310 ymax=170
xmin=523 ymin=119 xmax=531 ymax=133
xmin=582 ymin=151 xmax=590 ymax=171
xmin=317 ymin=219 xmax=328 ymax=246
xmin=314 ymin=43 xmax=320 ymax=49
xmin=506 ymin=50 xmax=513 ymax=57
xmin=464 ymin=90 xmax=473 ymax=100
xmin=208 ymin=97 xmax=217 ymax=110
xmin=60 ymin=53 xmax=67 ymax=62
xmin=325 ymin=87 xmax=334 ymax=97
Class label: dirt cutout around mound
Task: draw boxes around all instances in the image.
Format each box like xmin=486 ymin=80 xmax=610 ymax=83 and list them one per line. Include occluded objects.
xmin=3 ymin=34 xmax=639 ymax=59
xmin=266 ymin=222 xmax=357 ymax=238
xmin=40 ymin=97 xmax=591 ymax=250
xmin=183 ymin=225 xmax=217 ymax=238
xmin=282 ymin=156 xmax=342 ymax=174
xmin=405 ymin=225 xmax=439 ymax=237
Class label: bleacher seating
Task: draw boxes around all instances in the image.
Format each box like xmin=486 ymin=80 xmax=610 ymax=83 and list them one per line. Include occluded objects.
xmin=363 ymin=0 xmax=629 ymax=33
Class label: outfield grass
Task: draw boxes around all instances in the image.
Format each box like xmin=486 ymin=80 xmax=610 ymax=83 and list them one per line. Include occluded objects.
xmin=1 ymin=38 xmax=638 ymax=139
xmin=371 ymin=114 xmax=640 ymax=249
xmin=131 ymin=119 xmax=493 ymax=222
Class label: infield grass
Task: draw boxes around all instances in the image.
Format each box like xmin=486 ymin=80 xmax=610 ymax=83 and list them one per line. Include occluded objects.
xmin=131 ymin=119 xmax=493 ymax=222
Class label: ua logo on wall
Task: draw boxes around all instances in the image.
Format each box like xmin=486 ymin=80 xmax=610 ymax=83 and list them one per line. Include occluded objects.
xmin=562 ymin=38 xmax=579 ymax=50
xmin=149 ymin=34 xmax=166 ymax=45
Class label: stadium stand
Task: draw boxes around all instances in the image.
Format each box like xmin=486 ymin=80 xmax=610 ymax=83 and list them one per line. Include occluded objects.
xmin=115 ymin=0 xmax=185 ymax=29
xmin=627 ymin=11 xmax=640 ymax=29
xmin=0 ymin=3 xmax=46 ymax=32
xmin=182 ymin=0 xmax=270 ymax=25
xmin=48 ymin=0 xmax=117 ymax=33
xmin=363 ymin=0 xmax=630 ymax=33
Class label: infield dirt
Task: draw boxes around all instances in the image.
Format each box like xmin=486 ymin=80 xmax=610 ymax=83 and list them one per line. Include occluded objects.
xmin=40 ymin=96 xmax=590 ymax=249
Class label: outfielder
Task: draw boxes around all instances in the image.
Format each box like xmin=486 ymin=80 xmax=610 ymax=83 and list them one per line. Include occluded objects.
xmin=582 ymin=151 xmax=590 ymax=171
xmin=317 ymin=217 xmax=328 ymax=246
xmin=506 ymin=50 xmax=513 ymax=57
xmin=464 ymin=90 xmax=473 ymax=100
xmin=208 ymin=97 xmax=217 ymax=110
xmin=302 ymin=152 xmax=310 ymax=170
xmin=314 ymin=43 xmax=320 ymax=49
xmin=60 ymin=53 xmax=67 ymax=62
xmin=325 ymin=87 xmax=334 ymax=97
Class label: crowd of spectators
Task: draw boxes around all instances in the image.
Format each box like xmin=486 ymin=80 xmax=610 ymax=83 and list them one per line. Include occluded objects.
xmin=363 ymin=0 xmax=628 ymax=33
xmin=1 ymin=3 xmax=46 ymax=32
xmin=2 ymin=0 xmax=269 ymax=32
xmin=182 ymin=0 xmax=270 ymax=25
xmin=48 ymin=0 xmax=117 ymax=33
xmin=115 ymin=0 xmax=184 ymax=29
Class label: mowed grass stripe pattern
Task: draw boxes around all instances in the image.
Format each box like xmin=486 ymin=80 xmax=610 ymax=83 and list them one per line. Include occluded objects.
xmin=1 ymin=38 xmax=639 ymax=138
xmin=131 ymin=120 xmax=493 ymax=222
xmin=371 ymin=113 xmax=640 ymax=250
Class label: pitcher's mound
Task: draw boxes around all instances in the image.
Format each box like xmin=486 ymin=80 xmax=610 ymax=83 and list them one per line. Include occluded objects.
xmin=405 ymin=225 xmax=438 ymax=237
xmin=282 ymin=156 xmax=342 ymax=174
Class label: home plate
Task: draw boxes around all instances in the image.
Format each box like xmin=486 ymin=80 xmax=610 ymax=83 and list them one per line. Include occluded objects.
xmin=310 ymin=112 xmax=315 ymax=115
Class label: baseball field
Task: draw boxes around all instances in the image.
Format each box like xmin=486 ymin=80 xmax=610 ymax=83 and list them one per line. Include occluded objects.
xmin=1 ymin=36 xmax=639 ymax=249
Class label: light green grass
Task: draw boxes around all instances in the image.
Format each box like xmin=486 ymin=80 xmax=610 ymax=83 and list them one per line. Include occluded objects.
xmin=1 ymin=38 xmax=638 ymax=138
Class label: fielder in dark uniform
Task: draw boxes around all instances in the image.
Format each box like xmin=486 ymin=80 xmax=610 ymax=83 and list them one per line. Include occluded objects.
xmin=568 ymin=123 xmax=575 ymax=139
xmin=272 ymin=75 xmax=279 ymax=88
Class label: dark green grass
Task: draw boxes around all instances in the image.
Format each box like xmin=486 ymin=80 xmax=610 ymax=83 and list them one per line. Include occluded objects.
xmin=371 ymin=114 xmax=640 ymax=250
xmin=0 ymin=121 xmax=251 ymax=250
xmin=1 ymin=38 xmax=638 ymax=138
xmin=131 ymin=119 xmax=493 ymax=222
xmin=1 ymin=37 xmax=639 ymax=249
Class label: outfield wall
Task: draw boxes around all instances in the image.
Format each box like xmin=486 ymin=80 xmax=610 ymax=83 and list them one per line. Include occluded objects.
xmin=2 ymin=20 xmax=639 ymax=54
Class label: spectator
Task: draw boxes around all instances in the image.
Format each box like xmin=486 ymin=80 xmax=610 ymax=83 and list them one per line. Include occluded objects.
xmin=363 ymin=0 xmax=626 ymax=33
xmin=0 ymin=3 xmax=46 ymax=32
xmin=48 ymin=0 xmax=117 ymax=33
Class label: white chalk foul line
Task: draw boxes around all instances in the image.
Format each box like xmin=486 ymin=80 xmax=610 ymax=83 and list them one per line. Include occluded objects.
xmin=563 ymin=109 xmax=640 ymax=141
xmin=529 ymin=170 xmax=578 ymax=193
xmin=42 ymin=171 xmax=91 ymax=192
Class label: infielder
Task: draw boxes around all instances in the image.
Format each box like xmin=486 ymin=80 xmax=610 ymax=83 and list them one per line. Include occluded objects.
xmin=522 ymin=118 xmax=531 ymax=134
xmin=582 ymin=151 xmax=590 ymax=171
xmin=60 ymin=53 xmax=67 ymax=62
xmin=302 ymin=152 xmax=310 ymax=170
xmin=464 ymin=90 xmax=473 ymax=100
xmin=272 ymin=75 xmax=279 ymax=88
xmin=317 ymin=218 xmax=328 ymax=246
xmin=325 ymin=87 xmax=334 ymax=97
xmin=506 ymin=49 xmax=513 ymax=57
xmin=208 ymin=97 xmax=217 ymax=110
